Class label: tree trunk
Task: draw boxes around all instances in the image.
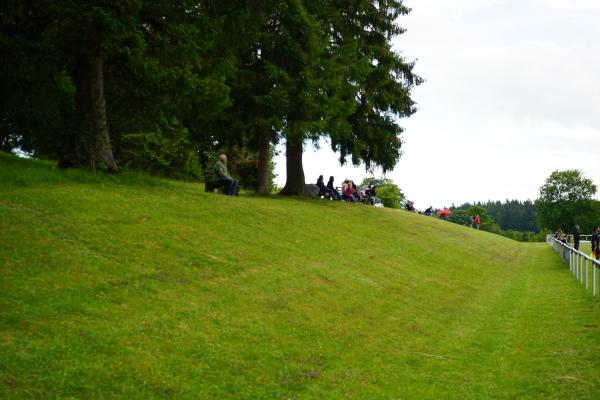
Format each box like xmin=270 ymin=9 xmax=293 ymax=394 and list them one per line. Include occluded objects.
xmin=256 ymin=128 xmax=270 ymax=195
xmin=280 ymin=125 xmax=305 ymax=196
xmin=73 ymin=46 xmax=118 ymax=172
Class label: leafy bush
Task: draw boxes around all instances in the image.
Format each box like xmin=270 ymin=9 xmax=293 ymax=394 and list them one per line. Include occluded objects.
xmin=500 ymin=230 xmax=548 ymax=242
xmin=118 ymin=119 xmax=201 ymax=180
xmin=360 ymin=177 xmax=404 ymax=208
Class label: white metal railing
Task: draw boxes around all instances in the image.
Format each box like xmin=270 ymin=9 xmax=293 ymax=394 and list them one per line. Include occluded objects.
xmin=546 ymin=235 xmax=599 ymax=296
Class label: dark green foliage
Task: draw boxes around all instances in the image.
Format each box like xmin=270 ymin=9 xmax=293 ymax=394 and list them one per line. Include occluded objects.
xmin=1 ymin=0 xmax=230 ymax=171
xmin=119 ymin=120 xmax=201 ymax=180
xmin=446 ymin=204 xmax=547 ymax=241
xmin=483 ymin=200 xmax=538 ymax=232
xmin=1 ymin=1 xmax=420 ymax=190
xmin=499 ymin=230 xmax=548 ymax=243
xmin=536 ymin=199 xmax=600 ymax=234
xmin=453 ymin=200 xmax=539 ymax=232
xmin=323 ymin=1 xmax=422 ymax=172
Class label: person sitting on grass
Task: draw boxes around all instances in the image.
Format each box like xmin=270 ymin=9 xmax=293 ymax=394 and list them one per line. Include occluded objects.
xmin=317 ymin=175 xmax=335 ymax=199
xmin=351 ymin=180 xmax=362 ymax=202
xmin=342 ymin=180 xmax=357 ymax=203
xmin=365 ymin=185 xmax=382 ymax=205
xmin=214 ymin=154 xmax=238 ymax=196
xmin=326 ymin=176 xmax=341 ymax=200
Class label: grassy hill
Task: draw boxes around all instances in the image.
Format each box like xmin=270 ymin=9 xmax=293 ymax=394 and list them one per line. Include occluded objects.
xmin=1 ymin=152 xmax=599 ymax=399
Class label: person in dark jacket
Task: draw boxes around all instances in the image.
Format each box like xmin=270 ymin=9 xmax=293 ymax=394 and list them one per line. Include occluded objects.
xmin=326 ymin=176 xmax=341 ymax=200
xmin=592 ymin=226 xmax=600 ymax=260
xmin=573 ymin=224 xmax=581 ymax=250
xmin=316 ymin=175 xmax=328 ymax=197
xmin=316 ymin=175 xmax=337 ymax=199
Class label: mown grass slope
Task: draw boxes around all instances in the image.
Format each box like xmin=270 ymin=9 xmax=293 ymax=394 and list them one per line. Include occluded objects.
xmin=1 ymin=153 xmax=599 ymax=399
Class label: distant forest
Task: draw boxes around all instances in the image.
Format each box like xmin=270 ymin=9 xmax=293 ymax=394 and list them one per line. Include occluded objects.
xmin=452 ymin=200 xmax=538 ymax=232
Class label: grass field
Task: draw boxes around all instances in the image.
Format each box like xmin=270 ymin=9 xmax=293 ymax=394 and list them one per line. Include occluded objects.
xmin=1 ymin=153 xmax=599 ymax=399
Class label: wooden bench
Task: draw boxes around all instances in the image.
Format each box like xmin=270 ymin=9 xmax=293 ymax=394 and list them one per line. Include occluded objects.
xmin=205 ymin=180 xmax=227 ymax=194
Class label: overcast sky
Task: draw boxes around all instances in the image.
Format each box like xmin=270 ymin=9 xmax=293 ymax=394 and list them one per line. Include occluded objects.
xmin=273 ymin=0 xmax=600 ymax=209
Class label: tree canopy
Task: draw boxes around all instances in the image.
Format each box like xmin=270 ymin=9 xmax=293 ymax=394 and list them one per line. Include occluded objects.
xmin=1 ymin=1 xmax=421 ymax=190
xmin=535 ymin=170 xmax=600 ymax=232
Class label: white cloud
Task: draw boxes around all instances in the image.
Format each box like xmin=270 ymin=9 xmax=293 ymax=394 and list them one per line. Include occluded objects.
xmin=531 ymin=0 xmax=600 ymax=10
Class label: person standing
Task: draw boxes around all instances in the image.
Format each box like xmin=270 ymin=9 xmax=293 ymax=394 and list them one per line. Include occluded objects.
xmin=475 ymin=215 xmax=481 ymax=230
xmin=592 ymin=226 xmax=600 ymax=260
xmin=213 ymin=154 xmax=238 ymax=196
xmin=468 ymin=215 xmax=475 ymax=228
xmin=573 ymin=224 xmax=581 ymax=251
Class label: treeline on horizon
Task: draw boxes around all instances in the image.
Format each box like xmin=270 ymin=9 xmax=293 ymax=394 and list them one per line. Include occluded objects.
xmin=445 ymin=170 xmax=600 ymax=242
xmin=0 ymin=1 xmax=422 ymax=195
xmin=451 ymin=200 xmax=538 ymax=232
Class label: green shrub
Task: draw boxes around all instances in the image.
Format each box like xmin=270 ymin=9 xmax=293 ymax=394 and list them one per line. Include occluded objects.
xmin=360 ymin=177 xmax=404 ymax=208
xmin=119 ymin=120 xmax=201 ymax=180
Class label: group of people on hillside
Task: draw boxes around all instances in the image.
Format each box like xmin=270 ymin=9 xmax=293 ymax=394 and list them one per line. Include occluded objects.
xmin=406 ymin=202 xmax=436 ymax=216
xmin=209 ymin=155 xmax=383 ymax=205
xmin=316 ymin=175 xmax=381 ymax=205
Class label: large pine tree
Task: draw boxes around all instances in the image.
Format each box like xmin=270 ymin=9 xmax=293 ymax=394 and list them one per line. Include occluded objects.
xmin=278 ymin=0 xmax=422 ymax=195
xmin=1 ymin=0 xmax=229 ymax=172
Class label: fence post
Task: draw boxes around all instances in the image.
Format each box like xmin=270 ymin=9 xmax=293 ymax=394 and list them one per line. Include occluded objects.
xmin=577 ymin=254 xmax=587 ymax=288
xmin=586 ymin=258 xmax=588 ymax=289
xmin=547 ymin=237 xmax=600 ymax=295
xmin=594 ymin=265 xmax=597 ymax=296
xmin=569 ymin=250 xmax=572 ymax=271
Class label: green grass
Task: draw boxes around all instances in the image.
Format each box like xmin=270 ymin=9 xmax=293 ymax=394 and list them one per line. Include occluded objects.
xmin=1 ymin=152 xmax=599 ymax=399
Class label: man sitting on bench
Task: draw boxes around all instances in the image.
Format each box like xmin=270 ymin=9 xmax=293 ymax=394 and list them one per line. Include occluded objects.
xmin=214 ymin=154 xmax=238 ymax=196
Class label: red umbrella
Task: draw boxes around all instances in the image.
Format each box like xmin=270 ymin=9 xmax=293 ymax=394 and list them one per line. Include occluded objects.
xmin=437 ymin=209 xmax=453 ymax=216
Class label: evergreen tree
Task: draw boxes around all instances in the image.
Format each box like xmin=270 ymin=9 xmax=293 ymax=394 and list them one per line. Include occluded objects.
xmin=279 ymin=0 xmax=422 ymax=195
xmin=1 ymin=1 xmax=230 ymax=173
